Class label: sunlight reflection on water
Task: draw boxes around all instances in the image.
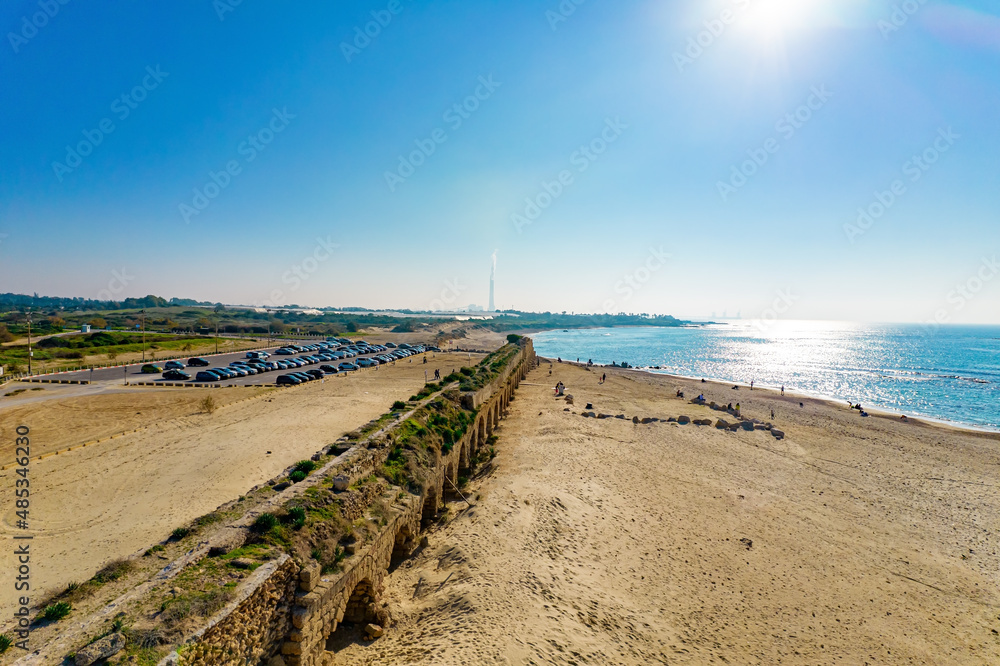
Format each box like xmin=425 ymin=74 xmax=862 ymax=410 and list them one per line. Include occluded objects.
xmin=533 ymin=321 xmax=1000 ymax=430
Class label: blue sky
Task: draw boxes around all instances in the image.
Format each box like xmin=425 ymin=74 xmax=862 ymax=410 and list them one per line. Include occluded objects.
xmin=1 ymin=0 xmax=998 ymax=323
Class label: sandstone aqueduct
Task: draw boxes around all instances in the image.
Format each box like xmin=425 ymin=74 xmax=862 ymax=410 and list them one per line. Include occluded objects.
xmin=163 ymin=339 xmax=535 ymax=666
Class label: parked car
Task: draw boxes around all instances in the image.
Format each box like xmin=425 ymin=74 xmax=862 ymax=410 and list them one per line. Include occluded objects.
xmin=291 ymin=372 xmax=313 ymax=382
xmin=163 ymin=369 xmax=190 ymax=380
xmin=275 ymin=348 xmax=295 ymax=355
xmin=164 ymin=360 xmax=185 ymax=370
xmin=357 ymin=358 xmax=377 ymax=368
xmin=385 ymin=342 xmax=397 ymax=348
xmin=196 ymin=370 xmax=220 ymax=382
xmin=319 ymin=364 xmax=339 ymax=374
xmin=188 ymin=357 xmax=210 ymax=366
xmin=338 ymin=362 xmax=359 ymax=372
xmin=306 ymin=369 xmax=325 ymax=379
xmin=140 ymin=364 xmax=162 ymax=374
xmin=213 ymin=368 xmax=236 ymax=379
xmin=276 ymin=374 xmax=301 ymax=385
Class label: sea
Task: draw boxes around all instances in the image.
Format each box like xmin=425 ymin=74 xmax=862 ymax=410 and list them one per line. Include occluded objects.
xmin=531 ymin=322 xmax=1000 ymax=431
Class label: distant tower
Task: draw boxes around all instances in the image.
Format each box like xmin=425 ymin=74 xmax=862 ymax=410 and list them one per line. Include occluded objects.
xmin=489 ymin=251 xmax=497 ymax=312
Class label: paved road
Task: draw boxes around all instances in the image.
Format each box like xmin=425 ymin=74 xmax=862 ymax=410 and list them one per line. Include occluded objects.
xmin=26 ymin=339 xmax=425 ymax=387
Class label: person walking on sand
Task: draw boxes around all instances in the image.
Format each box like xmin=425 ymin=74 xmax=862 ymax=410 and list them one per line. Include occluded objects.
xmin=601 ymin=372 xmax=606 ymax=384
xmin=781 ymin=385 xmax=785 ymax=396
xmin=750 ymin=380 xmax=754 ymax=390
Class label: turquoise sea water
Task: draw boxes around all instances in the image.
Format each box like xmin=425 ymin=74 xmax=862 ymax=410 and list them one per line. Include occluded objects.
xmin=532 ymin=322 xmax=1000 ymax=431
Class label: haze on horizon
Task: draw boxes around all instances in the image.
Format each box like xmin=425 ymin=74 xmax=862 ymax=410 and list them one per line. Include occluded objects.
xmin=1 ymin=0 xmax=998 ymax=324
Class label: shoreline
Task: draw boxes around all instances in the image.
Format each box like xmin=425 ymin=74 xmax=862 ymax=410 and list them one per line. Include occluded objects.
xmin=537 ymin=355 xmax=1000 ymax=439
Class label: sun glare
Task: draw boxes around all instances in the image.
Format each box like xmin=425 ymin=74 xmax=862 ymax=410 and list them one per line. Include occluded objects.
xmin=741 ymin=0 xmax=825 ymax=38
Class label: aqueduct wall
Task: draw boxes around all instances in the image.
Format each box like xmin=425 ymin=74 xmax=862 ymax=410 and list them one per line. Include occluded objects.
xmin=166 ymin=339 xmax=534 ymax=666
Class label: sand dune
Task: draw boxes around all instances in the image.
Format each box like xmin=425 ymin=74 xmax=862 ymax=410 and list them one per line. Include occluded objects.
xmin=336 ymin=362 xmax=1000 ymax=665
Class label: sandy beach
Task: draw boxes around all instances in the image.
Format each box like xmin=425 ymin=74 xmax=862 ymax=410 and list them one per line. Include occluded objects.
xmin=336 ymin=360 xmax=1000 ymax=664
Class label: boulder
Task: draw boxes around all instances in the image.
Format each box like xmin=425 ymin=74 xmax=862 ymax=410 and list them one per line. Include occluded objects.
xmin=741 ymin=421 xmax=755 ymax=431
xmin=716 ymin=419 xmax=730 ymax=429
xmin=365 ymin=623 xmax=384 ymax=639
xmin=564 ymin=395 xmax=574 ymax=405
xmin=632 ymin=416 xmax=640 ymax=424
xmin=677 ymin=416 xmax=691 ymax=425
xmin=331 ymin=476 xmax=351 ymax=492
xmin=582 ymin=412 xmax=593 ymax=418
xmin=75 ymin=633 xmax=126 ymax=666
xmin=597 ymin=414 xmax=611 ymax=419
xmin=615 ymin=414 xmax=626 ymax=419
xmin=754 ymin=424 xmax=768 ymax=430
xmin=771 ymin=429 xmax=785 ymax=440
xmin=667 ymin=417 xmax=677 ymax=423
xmin=640 ymin=417 xmax=653 ymax=424
xmin=231 ymin=558 xmax=255 ymax=569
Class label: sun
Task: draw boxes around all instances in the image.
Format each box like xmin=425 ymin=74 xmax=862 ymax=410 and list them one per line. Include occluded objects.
xmin=741 ymin=0 xmax=825 ymax=38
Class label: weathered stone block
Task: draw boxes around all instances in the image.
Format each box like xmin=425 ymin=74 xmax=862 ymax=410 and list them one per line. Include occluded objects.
xmin=300 ymin=562 xmax=321 ymax=592
xmin=75 ymin=633 xmax=126 ymax=666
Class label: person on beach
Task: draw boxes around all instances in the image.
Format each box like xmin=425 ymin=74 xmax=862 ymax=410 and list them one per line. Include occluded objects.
xmin=771 ymin=408 xmax=775 ymax=420
xmin=735 ymin=402 xmax=741 ymax=417
xmin=781 ymin=385 xmax=785 ymax=396
xmin=601 ymin=373 xmax=606 ymax=383
xmin=751 ymin=380 xmax=754 ymax=390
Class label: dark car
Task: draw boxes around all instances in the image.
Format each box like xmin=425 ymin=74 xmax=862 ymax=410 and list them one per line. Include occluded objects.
xmin=188 ymin=357 xmax=210 ymax=367
xmin=196 ymin=370 xmax=221 ymax=382
xmin=306 ymin=369 xmax=325 ymax=379
xmin=163 ymin=369 xmax=190 ymax=380
xmin=338 ymin=362 xmax=359 ymax=372
xmin=164 ymin=360 xmax=185 ymax=370
xmin=290 ymin=372 xmax=313 ymax=382
xmin=140 ymin=364 xmax=162 ymax=374
xmin=319 ymin=365 xmax=339 ymax=374
xmin=276 ymin=374 xmax=301 ymax=385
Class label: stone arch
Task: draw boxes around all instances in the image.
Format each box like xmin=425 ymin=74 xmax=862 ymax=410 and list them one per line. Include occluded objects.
xmin=391 ymin=524 xmax=416 ymax=569
xmin=343 ymin=579 xmax=377 ymax=624
xmin=459 ymin=439 xmax=470 ymax=472
xmin=443 ymin=462 xmax=458 ymax=501
xmin=326 ymin=578 xmax=380 ymax=651
xmin=421 ymin=483 xmax=440 ymax=526
xmin=478 ymin=414 xmax=487 ymax=445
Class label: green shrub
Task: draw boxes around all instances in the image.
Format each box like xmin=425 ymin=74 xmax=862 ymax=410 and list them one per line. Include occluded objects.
xmin=459 ymin=367 xmax=475 ymax=376
xmin=41 ymin=602 xmax=72 ymax=622
xmin=0 ymin=634 xmax=13 ymax=653
xmin=392 ymin=400 xmax=406 ymax=411
xmin=284 ymin=507 xmax=306 ymax=530
xmin=289 ymin=470 xmax=307 ymax=483
xmin=251 ymin=513 xmax=278 ymax=534
xmin=170 ymin=527 xmax=190 ymax=541
xmin=293 ymin=460 xmax=316 ymax=475
xmin=507 ymin=334 xmax=522 ymax=343
xmin=93 ymin=559 xmax=133 ymax=584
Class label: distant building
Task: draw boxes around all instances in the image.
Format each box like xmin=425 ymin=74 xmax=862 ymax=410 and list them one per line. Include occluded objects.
xmin=489 ymin=251 xmax=497 ymax=312
xmin=80 ymin=324 xmax=91 ymax=333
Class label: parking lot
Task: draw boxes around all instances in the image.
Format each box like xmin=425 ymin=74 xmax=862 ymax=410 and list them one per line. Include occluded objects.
xmin=27 ymin=339 xmax=435 ymax=388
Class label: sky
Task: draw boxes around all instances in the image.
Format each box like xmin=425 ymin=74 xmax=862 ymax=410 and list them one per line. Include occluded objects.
xmin=1 ymin=0 xmax=998 ymax=324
